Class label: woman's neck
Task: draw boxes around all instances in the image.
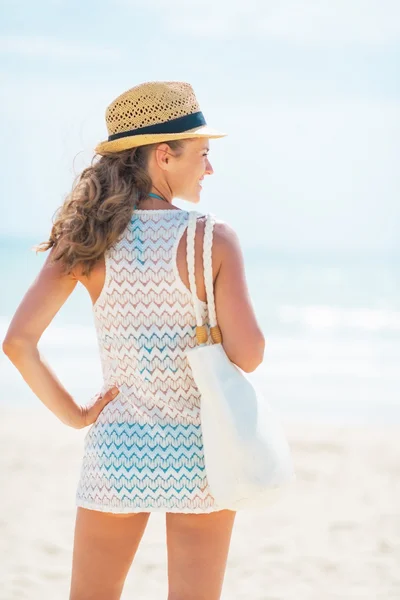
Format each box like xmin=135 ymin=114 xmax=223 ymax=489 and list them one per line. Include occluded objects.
xmin=136 ymin=191 xmax=177 ymax=210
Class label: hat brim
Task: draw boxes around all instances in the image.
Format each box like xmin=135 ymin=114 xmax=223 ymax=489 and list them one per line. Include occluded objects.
xmin=95 ymin=125 xmax=227 ymax=155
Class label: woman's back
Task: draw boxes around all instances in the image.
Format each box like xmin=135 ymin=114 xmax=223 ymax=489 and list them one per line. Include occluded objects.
xmin=92 ymin=208 xmax=210 ymax=419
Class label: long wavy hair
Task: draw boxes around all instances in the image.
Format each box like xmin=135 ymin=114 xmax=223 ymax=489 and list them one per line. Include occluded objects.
xmin=35 ymin=139 xmax=186 ymax=276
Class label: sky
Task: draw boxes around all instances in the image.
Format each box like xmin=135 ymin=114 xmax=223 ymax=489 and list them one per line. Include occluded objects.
xmin=1 ymin=0 xmax=399 ymax=253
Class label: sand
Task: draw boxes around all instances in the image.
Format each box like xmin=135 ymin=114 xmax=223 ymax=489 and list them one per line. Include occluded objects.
xmin=1 ymin=407 xmax=399 ymax=600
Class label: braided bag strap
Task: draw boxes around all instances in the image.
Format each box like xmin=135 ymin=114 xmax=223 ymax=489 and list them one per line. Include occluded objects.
xmin=203 ymin=214 xmax=222 ymax=344
xmin=187 ymin=211 xmax=208 ymax=344
xmin=186 ymin=212 xmax=223 ymax=345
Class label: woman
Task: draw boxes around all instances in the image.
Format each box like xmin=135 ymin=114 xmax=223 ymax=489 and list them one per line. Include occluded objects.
xmin=3 ymin=81 xmax=265 ymax=600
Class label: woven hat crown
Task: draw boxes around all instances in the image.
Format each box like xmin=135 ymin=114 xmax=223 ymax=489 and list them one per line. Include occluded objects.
xmin=106 ymin=81 xmax=200 ymax=138
xmin=95 ymin=81 xmax=227 ymax=154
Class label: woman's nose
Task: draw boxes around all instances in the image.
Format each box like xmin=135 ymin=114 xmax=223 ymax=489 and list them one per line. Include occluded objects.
xmin=205 ymin=158 xmax=214 ymax=175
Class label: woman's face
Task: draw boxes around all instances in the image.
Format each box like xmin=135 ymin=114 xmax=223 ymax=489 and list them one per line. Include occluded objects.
xmin=155 ymin=138 xmax=214 ymax=203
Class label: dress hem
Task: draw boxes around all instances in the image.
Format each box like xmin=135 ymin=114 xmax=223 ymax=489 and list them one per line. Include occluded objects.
xmin=75 ymin=499 xmax=228 ymax=515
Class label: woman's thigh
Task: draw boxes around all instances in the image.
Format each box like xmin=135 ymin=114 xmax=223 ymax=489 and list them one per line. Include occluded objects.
xmin=166 ymin=509 xmax=236 ymax=600
xmin=69 ymin=507 xmax=150 ymax=600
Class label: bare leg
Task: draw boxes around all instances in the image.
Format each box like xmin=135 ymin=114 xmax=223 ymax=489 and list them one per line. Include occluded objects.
xmin=166 ymin=510 xmax=236 ymax=600
xmin=69 ymin=507 xmax=150 ymax=600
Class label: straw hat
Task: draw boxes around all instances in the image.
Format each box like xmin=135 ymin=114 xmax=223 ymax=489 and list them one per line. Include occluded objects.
xmin=95 ymin=81 xmax=227 ymax=155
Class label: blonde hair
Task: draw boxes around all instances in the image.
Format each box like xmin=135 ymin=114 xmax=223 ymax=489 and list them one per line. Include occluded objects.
xmin=35 ymin=140 xmax=186 ymax=276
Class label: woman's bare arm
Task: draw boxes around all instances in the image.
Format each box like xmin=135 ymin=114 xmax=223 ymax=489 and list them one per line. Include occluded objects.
xmin=213 ymin=222 xmax=265 ymax=372
xmin=2 ymin=248 xmax=118 ymax=428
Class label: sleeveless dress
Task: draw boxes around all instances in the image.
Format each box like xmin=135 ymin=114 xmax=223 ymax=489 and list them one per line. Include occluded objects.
xmin=75 ymin=208 xmax=224 ymax=514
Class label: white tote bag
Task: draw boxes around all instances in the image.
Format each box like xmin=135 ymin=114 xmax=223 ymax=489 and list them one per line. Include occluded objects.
xmin=185 ymin=212 xmax=295 ymax=510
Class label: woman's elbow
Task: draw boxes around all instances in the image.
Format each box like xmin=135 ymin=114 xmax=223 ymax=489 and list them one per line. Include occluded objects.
xmin=236 ymin=333 xmax=266 ymax=373
xmin=243 ymin=337 xmax=265 ymax=373
xmin=2 ymin=336 xmax=33 ymax=361
xmin=2 ymin=337 xmax=17 ymax=358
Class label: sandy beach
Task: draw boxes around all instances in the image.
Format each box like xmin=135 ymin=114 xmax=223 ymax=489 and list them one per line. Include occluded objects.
xmin=1 ymin=407 xmax=399 ymax=600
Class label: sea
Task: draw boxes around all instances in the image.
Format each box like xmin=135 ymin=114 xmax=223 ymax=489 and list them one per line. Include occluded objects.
xmin=1 ymin=235 xmax=399 ymax=426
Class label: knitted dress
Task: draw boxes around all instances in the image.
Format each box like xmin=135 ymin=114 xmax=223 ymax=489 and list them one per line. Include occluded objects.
xmin=75 ymin=208 xmax=223 ymax=514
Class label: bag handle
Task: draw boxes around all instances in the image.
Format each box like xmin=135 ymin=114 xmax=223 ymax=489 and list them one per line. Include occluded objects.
xmin=186 ymin=212 xmax=222 ymax=345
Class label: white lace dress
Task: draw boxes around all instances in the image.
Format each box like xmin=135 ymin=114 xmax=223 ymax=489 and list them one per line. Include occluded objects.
xmin=75 ymin=208 xmax=224 ymax=513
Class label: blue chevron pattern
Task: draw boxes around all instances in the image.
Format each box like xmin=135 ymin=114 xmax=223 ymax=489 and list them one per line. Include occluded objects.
xmin=75 ymin=209 xmax=222 ymax=513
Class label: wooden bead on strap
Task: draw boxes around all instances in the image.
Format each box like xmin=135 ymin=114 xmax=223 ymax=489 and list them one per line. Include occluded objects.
xmin=210 ymin=325 xmax=222 ymax=344
xmin=196 ymin=325 xmax=208 ymax=344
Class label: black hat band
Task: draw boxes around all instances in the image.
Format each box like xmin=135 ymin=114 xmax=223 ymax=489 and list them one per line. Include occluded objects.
xmin=108 ymin=111 xmax=206 ymax=141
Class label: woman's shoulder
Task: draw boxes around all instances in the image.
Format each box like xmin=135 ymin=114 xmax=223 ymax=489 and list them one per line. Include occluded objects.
xmin=191 ymin=211 xmax=239 ymax=257
xmin=192 ymin=209 xmax=230 ymax=227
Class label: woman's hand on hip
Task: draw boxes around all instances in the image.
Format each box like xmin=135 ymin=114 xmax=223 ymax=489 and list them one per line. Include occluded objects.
xmin=75 ymin=386 xmax=120 ymax=429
